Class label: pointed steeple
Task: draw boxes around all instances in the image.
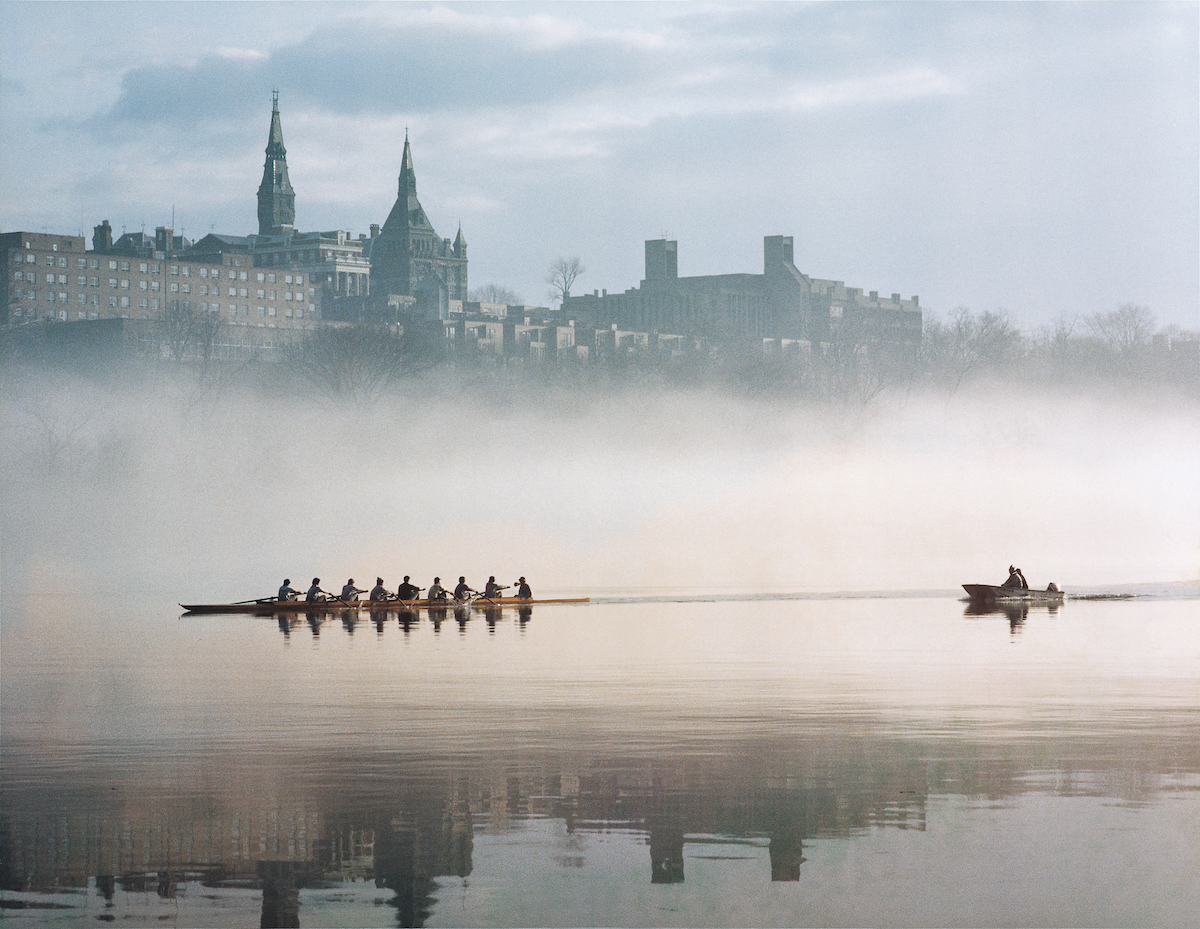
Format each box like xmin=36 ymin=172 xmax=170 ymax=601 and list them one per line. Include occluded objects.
xmin=257 ymin=90 xmax=296 ymax=236
xmin=398 ymin=129 xmax=416 ymax=198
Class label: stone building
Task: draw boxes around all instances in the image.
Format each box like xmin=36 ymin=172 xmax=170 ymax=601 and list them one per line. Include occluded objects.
xmin=367 ymin=132 xmax=468 ymax=318
xmin=563 ymin=236 xmax=921 ymax=350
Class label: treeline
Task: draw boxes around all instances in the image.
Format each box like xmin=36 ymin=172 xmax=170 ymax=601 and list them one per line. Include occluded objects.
xmin=1 ymin=302 xmax=1195 ymax=410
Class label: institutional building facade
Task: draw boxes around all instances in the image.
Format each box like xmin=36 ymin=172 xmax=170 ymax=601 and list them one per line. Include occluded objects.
xmin=562 ymin=236 xmax=921 ymax=350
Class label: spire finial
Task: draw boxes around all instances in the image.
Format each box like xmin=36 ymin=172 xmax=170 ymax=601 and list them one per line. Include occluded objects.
xmin=272 ymin=88 xmax=279 ymax=110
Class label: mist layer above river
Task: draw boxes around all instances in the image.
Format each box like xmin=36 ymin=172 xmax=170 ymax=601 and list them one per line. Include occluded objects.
xmin=1 ymin=360 xmax=1196 ymax=601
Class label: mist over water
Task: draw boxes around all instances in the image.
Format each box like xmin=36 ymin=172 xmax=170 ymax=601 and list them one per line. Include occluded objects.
xmin=2 ymin=358 xmax=1196 ymax=602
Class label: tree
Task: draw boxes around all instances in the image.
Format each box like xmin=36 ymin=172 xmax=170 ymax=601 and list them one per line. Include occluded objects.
xmin=158 ymin=300 xmax=222 ymax=364
xmin=469 ymin=284 xmax=524 ymax=305
xmin=545 ymin=257 xmax=585 ymax=305
xmin=1087 ymin=303 xmax=1155 ymax=356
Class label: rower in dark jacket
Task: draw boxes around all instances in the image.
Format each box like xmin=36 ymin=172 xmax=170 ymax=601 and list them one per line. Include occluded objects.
xmin=515 ymin=577 xmax=532 ymax=599
xmin=396 ymin=576 xmax=421 ymax=600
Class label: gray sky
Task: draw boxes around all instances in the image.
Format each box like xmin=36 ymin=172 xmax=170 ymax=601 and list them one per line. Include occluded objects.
xmin=2 ymin=1 xmax=1197 ymax=329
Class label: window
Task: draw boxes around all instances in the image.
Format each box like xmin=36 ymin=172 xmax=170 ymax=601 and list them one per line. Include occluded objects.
xmin=269 ymin=290 xmax=276 ymax=300
xmin=46 ymin=256 xmax=55 ymax=266
xmin=285 ymin=291 xmax=292 ymax=302
xmin=119 ymin=261 xmax=130 ymax=272
xmin=256 ymin=289 xmax=265 ymax=299
xmin=108 ymin=260 xmax=117 ymax=270
xmin=109 ymin=296 xmax=118 ymax=307
xmin=26 ymin=253 xmax=36 ymax=263
xmin=256 ymin=272 xmax=264 ymax=282
xmin=199 ymin=285 xmax=208 ymax=295
xmin=239 ymin=287 xmax=247 ymax=298
xmin=58 ymin=257 xmax=67 ymax=268
xmin=170 ymin=282 xmax=178 ymax=293
xmin=151 ymin=281 xmax=160 ymax=292
xmin=119 ymin=296 xmax=129 ymax=308
xmin=151 ymin=298 xmax=160 ymax=310
xmin=268 ymin=307 xmax=276 ymax=317
xmin=295 ymin=308 xmax=303 ymax=319
xmin=77 ymin=258 xmax=87 ymax=269
xmin=47 ymin=291 xmax=56 ymax=303
xmin=58 ymin=292 xmax=67 ymax=303
xmin=108 ymin=278 xmax=117 ymax=288
xmin=228 ymin=270 xmax=236 ymax=280
xmin=90 ymin=295 xmax=99 ymax=306
xmin=78 ymin=293 xmax=87 ymax=304
xmin=139 ymin=262 xmax=148 ymax=273
xmin=181 ymin=266 xmax=190 ymax=277
xmin=139 ymin=298 xmax=149 ymax=309
xmin=90 ymin=276 xmax=99 ymax=287
xmin=199 ymin=268 xmax=208 ymax=278
xmin=169 ymin=265 xmax=179 ymax=275
xmin=57 ymin=274 xmax=67 ymax=284
xmin=239 ymin=271 xmax=247 ymax=281
xmin=268 ymin=273 xmax=276 ymax=283
xmin=77 ymin=276 xmax=87 ymax=286
xmin=285 ymin=306 xmax=293 ymax=318
xmin=45 ymin=273 xmax=55 ymax=284
xmin=90 ymin=258 xmax=99 ymax=269
xmin=139 ymin=280 xmax=148 ymax=291
xmin=181 ymin=283 xmax=190 ymax=294
xmin=150 ymin=263 xmax=159 ymax=274
xmin=285 ymin=274 xmax=293 ymax=284
xmin=120 ymin=279 xmax=129 ymax=289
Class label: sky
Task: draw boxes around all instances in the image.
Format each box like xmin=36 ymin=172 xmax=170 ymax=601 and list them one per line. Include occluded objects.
xmin=1 ymin=0 xmax=1197 ymax=330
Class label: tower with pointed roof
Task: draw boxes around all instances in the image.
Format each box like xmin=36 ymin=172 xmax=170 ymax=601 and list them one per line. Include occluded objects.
xmin=257 ymin=91 xmax=296 ymax=236
xmin=369 ymin=132 xmax=467 ymax=316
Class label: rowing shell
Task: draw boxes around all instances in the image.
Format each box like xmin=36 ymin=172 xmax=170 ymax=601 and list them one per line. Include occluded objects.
xmin=181 ymin=597 xmax=589 ymax=614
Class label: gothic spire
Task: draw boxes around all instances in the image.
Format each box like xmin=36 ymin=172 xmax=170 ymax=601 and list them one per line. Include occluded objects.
xmin=257 ymin=90 xmax=296 ymax=236
xmin=398 ymin=129 xmax=416 ymax=198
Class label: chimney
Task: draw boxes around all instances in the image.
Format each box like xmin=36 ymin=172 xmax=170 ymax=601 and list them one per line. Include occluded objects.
xmin=370 ymin=224 xmax=380 ymax=237
xmin=156 ymin=226 xmax=173 ymax=254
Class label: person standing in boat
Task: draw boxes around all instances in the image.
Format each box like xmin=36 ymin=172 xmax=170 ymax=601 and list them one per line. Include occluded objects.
xmin=1016 ymin=568 xmax=1029 ymax=589
xmin=1001 ymin=566 xmax=1022 ymax=589
xmin=369 ymin=577 xmax=390 ymax=602
xmin=427 ymin=577 xmax=449 ymax=601
xmin=341 ymin=578 xmax=365 ymax=601
xmin=515 ymin=577 xmax=532 ymax=599
xmin=454 ymin=576 xmax=475 ymax=601
xmin=306 ymin=577 xmax=325 ymax=602
xmin=278 ymin=579 xmax=299 ymax=602
xmin=482 ymin=576 xmax=506 ymax=599
xmin=396 ymin=576 xmax=421 ymax=601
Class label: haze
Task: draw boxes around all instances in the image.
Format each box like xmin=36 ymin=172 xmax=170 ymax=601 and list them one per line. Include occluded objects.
xmin=2 ymin=354 xmax=1196 ymax=604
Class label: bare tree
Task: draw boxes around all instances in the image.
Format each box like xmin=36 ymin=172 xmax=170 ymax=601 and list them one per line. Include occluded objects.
xmin=545 ymin=257 xmax=585 ymax=305
xmin=469 ymin=284 xmax=524 ymax=305
xmin=1087 ymin=303 xmax=1155 ymax=355
xmin=921 ymin=307 xmax=1023 ymax=391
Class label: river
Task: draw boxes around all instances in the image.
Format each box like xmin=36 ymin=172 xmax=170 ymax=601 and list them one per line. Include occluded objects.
xmin=2 ymin=586 xmax=1197 ymax=927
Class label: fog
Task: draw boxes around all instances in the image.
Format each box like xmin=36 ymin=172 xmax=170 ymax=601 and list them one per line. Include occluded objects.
xmin=2 ymin=352 xmax=1195 ymax=607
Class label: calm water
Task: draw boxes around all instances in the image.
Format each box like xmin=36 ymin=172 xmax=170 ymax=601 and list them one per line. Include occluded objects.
xmin=2 ymin=588 xmax=1198 ymax=927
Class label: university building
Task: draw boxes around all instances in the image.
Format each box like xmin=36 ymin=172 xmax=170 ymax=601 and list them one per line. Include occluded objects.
xmin=562 ymin=236 xmax=922 ymax=353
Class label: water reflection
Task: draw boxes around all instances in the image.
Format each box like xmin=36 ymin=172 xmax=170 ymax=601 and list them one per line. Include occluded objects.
xmin=963 ymin=599 xmax=1061 ymax=632
xmin=3 ymin=595 xmax=1198 ymax=926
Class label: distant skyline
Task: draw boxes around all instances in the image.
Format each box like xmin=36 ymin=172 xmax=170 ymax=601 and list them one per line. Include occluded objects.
xmin=2 ymin=1 xmax=1197 ymax=329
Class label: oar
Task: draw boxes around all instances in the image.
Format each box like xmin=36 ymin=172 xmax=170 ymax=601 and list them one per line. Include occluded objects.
xmin=319 ymin=588 xmax=355 ymax=608
xmin=231 ymin=597 xmax=276 ymax=605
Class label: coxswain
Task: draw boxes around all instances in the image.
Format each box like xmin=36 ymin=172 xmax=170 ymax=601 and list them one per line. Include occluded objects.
xmin=515 ymin=576 xmax=532 ymax=599
xmin=341 ymin=578 xmax=365 ymax=601
xmin=427 ymin=577 xmax=449 ymax=601
xmin=306 ymin=577 xmax=325 ymax=602
xmin=482 ymin=576 xmax=506 ymax=599
xmin=278 ymin=578 xmax=299 ymax=601
xmin=396 ymin=576 xmax=421 ymax=601
xmin=454 ymin=576 xmax=475 ymax=600
xmin=369 ymin=577 xmax=390 ymax=602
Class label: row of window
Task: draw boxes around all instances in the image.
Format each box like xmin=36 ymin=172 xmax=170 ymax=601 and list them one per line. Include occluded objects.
xmin=13 ymin=291 xmax=309 ymax=320
xmin=11 ymin=251 xmax=308 ymax=287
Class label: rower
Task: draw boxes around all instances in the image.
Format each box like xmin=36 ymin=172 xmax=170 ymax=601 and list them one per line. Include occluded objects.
xmin=454 ymin=576 xmax=475 ymax=600
xmin=369 ymin=577 xmax=390 ymax=602
xmin=482 ymin=576 xmax=507 ymax=599
xmin=396 ymin=576 xmax=421 ymax=601
xmin=427 ymin=577 xmax=449 ymax=601
xmin=278 ymin=578 xmax=299 ymax=602
xmin=341 ymin=578 xmax=365 ymax=601
xmin=515 ymin=576 xmax=532 ymax=599
xmin=306 ymin=577 xmax=324 ymax=602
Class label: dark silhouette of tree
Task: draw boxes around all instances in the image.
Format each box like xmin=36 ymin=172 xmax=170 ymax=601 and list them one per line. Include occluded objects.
xmin=545 ymin=257 xmax=585 ymax=305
